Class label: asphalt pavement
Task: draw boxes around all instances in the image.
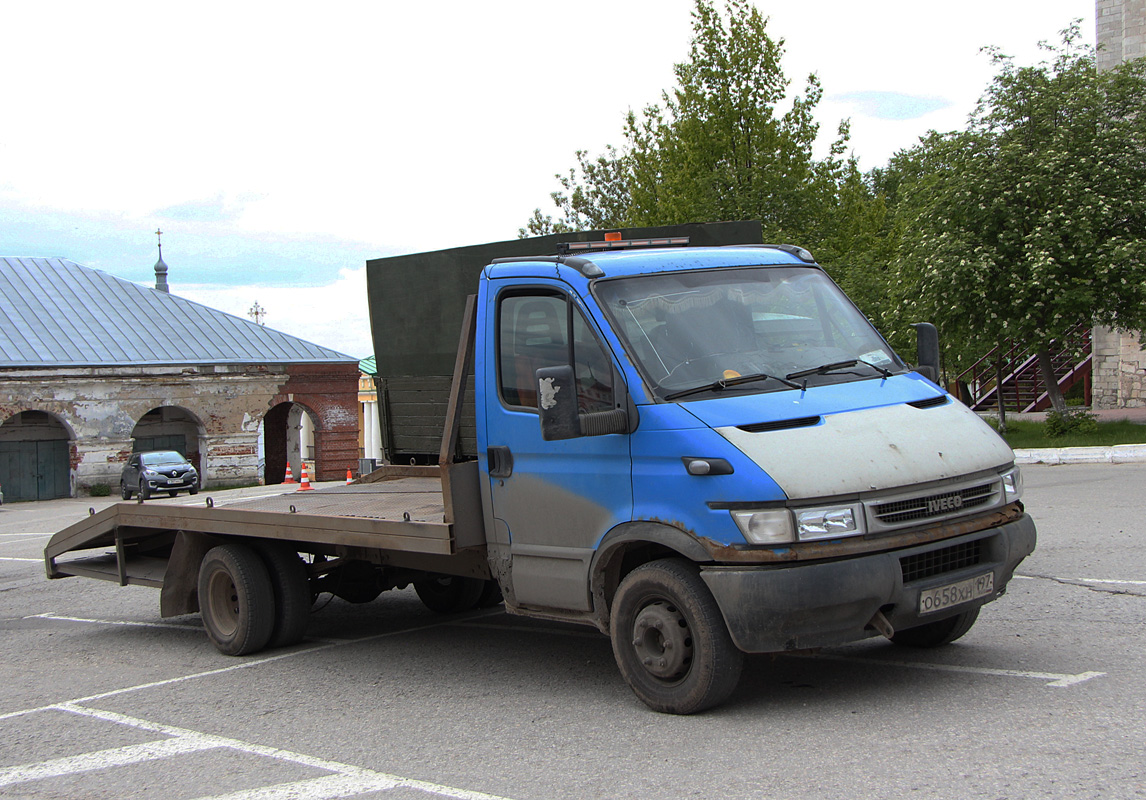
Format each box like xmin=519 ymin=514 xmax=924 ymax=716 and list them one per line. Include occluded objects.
xmin=1 ymin=464 xmax=1144 ymax=799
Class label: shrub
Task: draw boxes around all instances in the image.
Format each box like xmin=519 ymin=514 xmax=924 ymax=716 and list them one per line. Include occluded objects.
xmin=88 ymin=483 xmax=111 ymax=497
xmin=1044 ymin=408 xmax=1099 ymax=438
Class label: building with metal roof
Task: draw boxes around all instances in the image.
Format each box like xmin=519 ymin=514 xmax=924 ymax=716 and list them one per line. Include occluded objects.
xmin=0 ymin=256 xmax=361 ymax=501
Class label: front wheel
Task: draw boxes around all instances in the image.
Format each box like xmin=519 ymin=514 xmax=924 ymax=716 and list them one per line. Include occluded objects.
xmin=610 ymin=559 xmax=743 ymax=714
xmin=120 ymin=481 xmax=132 ymax=500
xmin=891 ymin=607 xmax=980 ymax=648
xmin=138 ymin=480 xmax=150 ymax=501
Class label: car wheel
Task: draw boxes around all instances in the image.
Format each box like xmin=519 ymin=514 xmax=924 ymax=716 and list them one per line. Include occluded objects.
xmin=189 ymin=485 xmax=199 ymax=496
xmin=610 ymin=559 xmax=743 ymax=714
xmin=120 ymin=480 xmax=132 ymax=500
xmin=138 ymin=480 xmax=150 ymax=501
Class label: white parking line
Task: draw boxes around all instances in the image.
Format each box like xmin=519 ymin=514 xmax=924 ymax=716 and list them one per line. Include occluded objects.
xmin=0 ymin=533 xmax=52 ymax=544
xmin=26 ymin=612 xmax=200 ymax=631
xmin=0 ymin=703 xmax=516 ymax=800
xmin=0 ymin=556 xmax=41 ymax=562
xmin=1016 ymin=574 xmax=1146 ymax=586
xmin=0 ymin=734 xmax=218 ymax=787
xmin=0 ymin=608 xmax=505 ymax=723
xmin=795 ymin=652 xmax=1106 ymax=687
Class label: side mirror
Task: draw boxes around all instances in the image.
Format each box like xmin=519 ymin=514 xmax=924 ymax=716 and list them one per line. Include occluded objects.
xmin=911 ymin=322 xmax=941 ymax=383
xmin=537 ymin=366 xmax=582 ymax=441
xmin=536 ymin=365 xmax=629 ymax=441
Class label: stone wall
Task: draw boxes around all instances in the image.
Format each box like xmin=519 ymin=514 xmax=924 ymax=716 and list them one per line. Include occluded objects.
xmin=1092 ymin=325 xmax=1146 ymax=407
xmin=1092 ymin=0 xmax=1146 ymax=408
xmin=0 ymin=361 xmax=359 ymax=493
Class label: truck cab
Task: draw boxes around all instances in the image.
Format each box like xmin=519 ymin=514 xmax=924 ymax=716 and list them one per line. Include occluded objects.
xmin=475 ymin=239 xmax=1034 ymax=713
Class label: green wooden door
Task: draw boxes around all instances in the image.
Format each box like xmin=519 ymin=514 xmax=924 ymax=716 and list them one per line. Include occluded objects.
xmin=0 ymin=440 xmax=69 ymax=501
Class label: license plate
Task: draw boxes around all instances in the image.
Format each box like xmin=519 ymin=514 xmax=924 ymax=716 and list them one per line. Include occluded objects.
xmin=919 ymin=572 xmax=994 ymax=615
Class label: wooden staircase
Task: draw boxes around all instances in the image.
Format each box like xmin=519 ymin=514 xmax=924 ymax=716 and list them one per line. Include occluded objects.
xmin=953 ymin=324 xmax=1092 ymax=413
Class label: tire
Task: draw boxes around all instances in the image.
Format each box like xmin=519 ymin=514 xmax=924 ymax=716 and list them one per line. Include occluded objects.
xmin=414 ymin=575 xmax=486 ymax=614
xmin=477 ymin=579 xmax=504 ymax=608
xmin=610 ymin=559 xmax=743 ymax=715
xmin=254 ymin=542 xmax=311 ymax=648
xmin=120 ymin=481 xmax=132 ymax=500
xmin=891 ymin=607 xmax=980 ymax=648
xmin=197 ymin=543 xmax=276 ymax=656
xmin=189 ymin=485 xmax=199 ymax=496
xmin=138 ymin=480 xmax=151 ymax=501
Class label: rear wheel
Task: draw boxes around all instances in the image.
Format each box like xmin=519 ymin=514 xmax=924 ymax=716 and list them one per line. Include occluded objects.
xmin=414 ymin=575 xmax=485 ymax=613
xmin=198 ymin=544 xmax=276 ymax=655
xmin=891 ymin=607 xmax=980 ymax=648
xmin=254 ymin=543 xmax=311 ymax=648
xmin=610 ymin=559 xmax=743 ymax=715
xmin=477 ymin=579 xmax=504 ymax=608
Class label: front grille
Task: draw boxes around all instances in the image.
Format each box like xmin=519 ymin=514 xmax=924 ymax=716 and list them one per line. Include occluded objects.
xmin=900 ymin=539 xmax=983 ymax=583
xmin=873 ymin=482 xmax=998 ymax=526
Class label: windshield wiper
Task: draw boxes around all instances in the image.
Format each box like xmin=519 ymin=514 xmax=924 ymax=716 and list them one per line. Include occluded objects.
xmin=664 ymin=372 xmax=803 ymax=401
xmin=785 ymin=359 xmax=894 ymax=382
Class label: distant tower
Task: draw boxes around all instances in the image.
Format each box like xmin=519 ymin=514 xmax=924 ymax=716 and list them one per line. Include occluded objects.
xmin=153 ymin=228 xmax=170 ymax=293
xmin=1092 ymin=0 xmax=1146 ymax=408
xmin=1097 ymin=0 xmax=1145 ymax=72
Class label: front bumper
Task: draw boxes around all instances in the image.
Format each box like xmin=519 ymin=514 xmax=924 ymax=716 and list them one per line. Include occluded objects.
xmin=700 ymin=513 xmax=1037 ymax=653
xmin=145 ymin=475 xmax=197 ymax=490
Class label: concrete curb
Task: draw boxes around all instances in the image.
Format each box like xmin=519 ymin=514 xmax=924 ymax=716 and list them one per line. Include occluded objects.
xmin=1014 ymin=444 xmax=1146 ymax=465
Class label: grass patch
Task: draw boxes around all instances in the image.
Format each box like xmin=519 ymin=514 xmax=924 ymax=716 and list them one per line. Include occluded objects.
xmin=993 ymin=418 xmax=1146 ymax=449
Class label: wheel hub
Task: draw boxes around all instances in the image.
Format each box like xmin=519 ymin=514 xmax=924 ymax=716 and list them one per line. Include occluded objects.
xmin=631 ymin=600 xmax=692 ymax=680
xmin=206 ymin=571 xmax=240 ymax=636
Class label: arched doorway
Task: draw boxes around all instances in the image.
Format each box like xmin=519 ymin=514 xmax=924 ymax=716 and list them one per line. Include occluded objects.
xmin=131 ymin=407 xmax=205 ymax=476
xmin=262 ymin=402 xmax=318 ymax=484
xmin=0 ymin=410 xmax=73 ymax=501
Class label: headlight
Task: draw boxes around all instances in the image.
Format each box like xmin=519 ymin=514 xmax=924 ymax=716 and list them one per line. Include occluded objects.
xmin=1002 ymin=467 xmax=1022 ymax=502
xmin=730 ymin=509 xmax=794 ymax=544
xmin=142 ymin=469 xmax=159 ymax=478
xmin=795 ymin=504 xmax=865 ymax=541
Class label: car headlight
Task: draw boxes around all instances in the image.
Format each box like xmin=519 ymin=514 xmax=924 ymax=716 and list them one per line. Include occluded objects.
xmin=1002 ymin=467 xmax=1022 ymax=502
xmin=794 ymin=504 xmax=865 ymax=541
xmin=142 ymin=469 xmax=159 ymax=478
xmin=730 ymin=509 xmax=794 ymax=544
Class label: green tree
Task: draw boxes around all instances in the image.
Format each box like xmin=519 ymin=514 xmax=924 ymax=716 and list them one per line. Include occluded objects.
xmin=523 ymin=0 xmax=857 ymax=251
xmin=889 ymin=25 xmax=1146 ymax=412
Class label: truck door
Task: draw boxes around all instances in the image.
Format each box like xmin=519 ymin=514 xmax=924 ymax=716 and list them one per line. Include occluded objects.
xmin=485 ymin=286 xmax=632 ymax=612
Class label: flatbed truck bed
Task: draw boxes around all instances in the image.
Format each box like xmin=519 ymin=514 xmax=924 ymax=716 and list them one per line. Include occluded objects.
xmin=45 ymin=461 xmax=489 ymax=610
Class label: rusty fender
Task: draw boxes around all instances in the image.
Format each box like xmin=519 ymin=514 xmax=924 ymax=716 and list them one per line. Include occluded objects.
xmin=697 ymin=503 xmax=1026 ymax=564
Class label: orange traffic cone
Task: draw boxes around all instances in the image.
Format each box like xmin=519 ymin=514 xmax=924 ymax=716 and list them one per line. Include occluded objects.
xmin=298 ymin=463 xmax=313 ymax=491
xmin=282 ymin=463 xmax=295 ymax=484
xmin=345 ymin=468 xmax=353 ymax=485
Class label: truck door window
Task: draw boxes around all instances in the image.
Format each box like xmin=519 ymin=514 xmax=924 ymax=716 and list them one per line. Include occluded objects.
xmin=498 ymin=293 xmax=615 ymax=412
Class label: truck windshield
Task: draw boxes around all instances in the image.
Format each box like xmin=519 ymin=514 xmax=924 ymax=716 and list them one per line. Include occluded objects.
xmin=595 ymin=266 xmax=904 ymax=400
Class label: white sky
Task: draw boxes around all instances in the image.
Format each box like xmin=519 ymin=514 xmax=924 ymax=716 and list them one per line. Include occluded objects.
xmin=0 ymin=1 xmax=1095 ymax=357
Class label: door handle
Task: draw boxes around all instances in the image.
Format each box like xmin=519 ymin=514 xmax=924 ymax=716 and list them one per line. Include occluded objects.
xmin=487 ymin=446 xmax=513 ymax=478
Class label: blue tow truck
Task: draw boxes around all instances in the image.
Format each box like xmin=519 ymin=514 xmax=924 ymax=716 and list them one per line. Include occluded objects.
xmin=46 ymin=225 xmax=1035 ymax=713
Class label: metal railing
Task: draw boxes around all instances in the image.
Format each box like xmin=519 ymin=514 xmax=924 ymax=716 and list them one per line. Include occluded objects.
xmin=953 ymin=323 xmax=1092 ymax=413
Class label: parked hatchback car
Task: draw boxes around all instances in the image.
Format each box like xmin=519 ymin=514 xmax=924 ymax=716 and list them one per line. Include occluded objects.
xmin=121 ymin=451 xmax=199 ymax=500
